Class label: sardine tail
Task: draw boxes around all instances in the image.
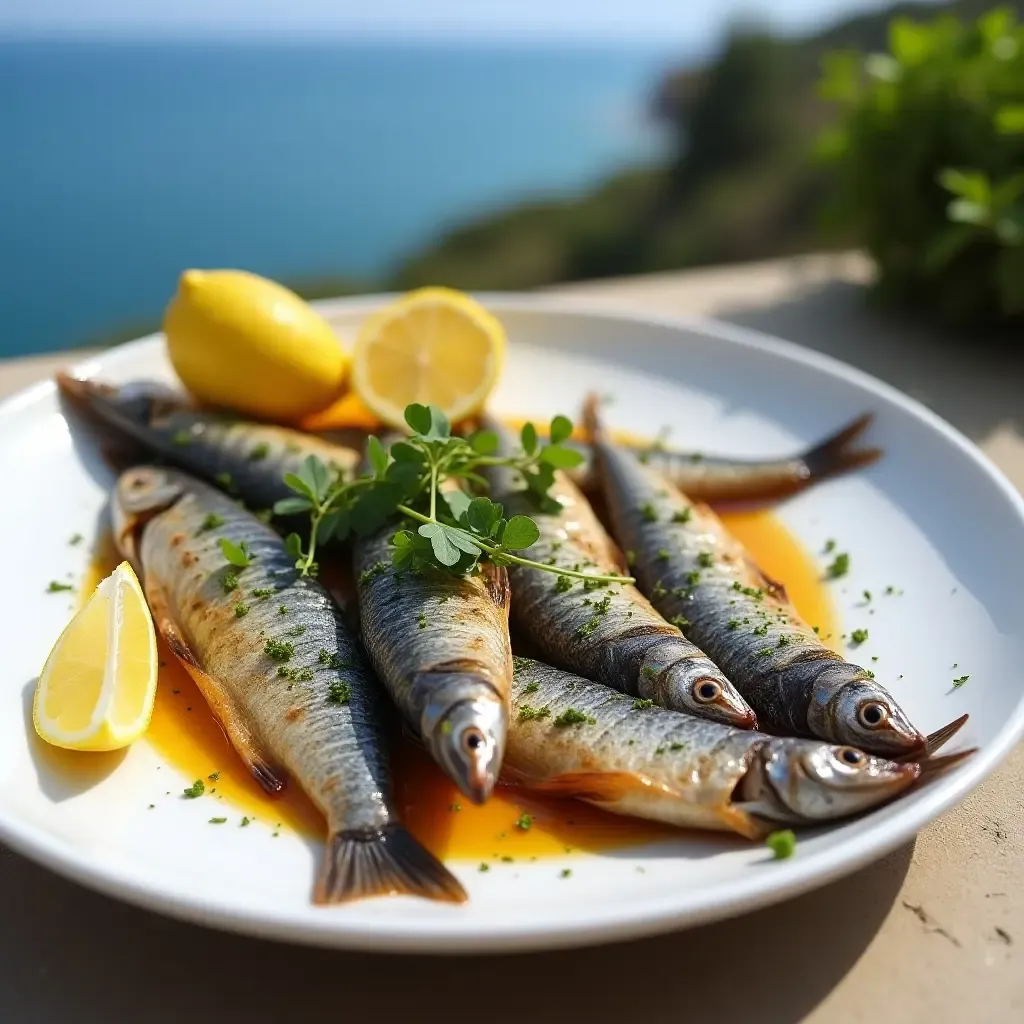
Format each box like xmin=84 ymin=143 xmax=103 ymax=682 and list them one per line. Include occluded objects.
xmin=314 ymin=826 xmax=467 ymax=905
xmin=802 ymin=413 xmax=883 ymax=482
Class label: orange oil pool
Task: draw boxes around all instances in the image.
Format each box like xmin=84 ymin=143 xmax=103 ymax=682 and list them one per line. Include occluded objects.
xmin=81 ymin=508 xmax=836 ymax=862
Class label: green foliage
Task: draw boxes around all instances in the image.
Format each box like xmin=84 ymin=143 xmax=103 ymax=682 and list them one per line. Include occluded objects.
xmin=818 ymin=7 xmax=1024 ymax=325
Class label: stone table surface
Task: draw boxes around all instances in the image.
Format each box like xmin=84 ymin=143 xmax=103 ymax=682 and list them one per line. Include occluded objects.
xmin=1 ymin=253 xmax=1021 ymax=1023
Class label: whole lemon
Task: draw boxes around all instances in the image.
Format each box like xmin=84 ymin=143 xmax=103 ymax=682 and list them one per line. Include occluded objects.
xmin=164 ymin=269 xmax=347 ymax=422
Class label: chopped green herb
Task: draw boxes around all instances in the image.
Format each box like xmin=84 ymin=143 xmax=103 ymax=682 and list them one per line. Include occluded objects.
xmin=766 ymin=829 xmax=796 ymax=859
xmin=196 ymin=512 xmax=225 ymax=535
xmin=252 ymin=587 xmax=274 ymax=599
xmin=560 ymin=868 xmax=572 ymax=879
xmin=208 ymin=771 xmax=220 ymax=781
xmin=651 ymin=580 xmax=668 ymax=599
xmin=171 ymin=429 xmax=193 ymax=446
xmin=669 ymin=742 xmax=685 ymax=752
xmin=640 ymin=502 xmax=658 ymax=523
xmin=727 ymin=618 xmax=740 ymax=630
xmin=327 ymin=681 xmax=351 ymax=705
xmin=240 ymin=816 xmax=251 ymax=827
xmin=523 ymin=681 xmax=539 ymax=695
xmin=632 ymin=698 xmax=655 ymax=710
xmin=278 ymin=604 xmax=289 ymax=615
xmin=757 ymin=647 xmax=774 ymax=658
xmin=284 ymin=625 xmax=305 ymax=638
xmin=358 ymin=561 xmax=389 ymax=585
xmin=418 ymin=612 xmax=428 ymax=630
xmin=576 ymin=616 xmax=601 ymax=638
xmin=215 ymin=472 xmax=235 ymax=492
xmin=553 ymin=708 xmax=596 ymax=728
xmin=183 ymin=779 xmax=205 ymax=799
xmin=278 ymin=665 xmax=314 ymax=682
xmin=777 ymin=635 xmax=790 ymax=647
xmin=219 ymin=537 xmax=255 ymax=568
xmin=850 ymin=628 xmax=869 ymax=645
xmin=478 ymin=863 xmax=490 ymax=872
xmin=209 ymin=817 xmax=227 ymax=824
xmin=234 ymin=602 xmax=249 ymax=617
xmin=517 ymin=704 xmax=551 ymax=722
xmin=264 ymin=638 xmax=295 ymax=662
xmin=953 ymin=675 xmax=970 ymax=688
xmin=863 ymin=590 xmax=872 ymax=602
xmin=625 ymin=549 xmax=637 ymax=566
xmin=752 ymin=624 xmax=769 ymax=637
xmin=823 ymin=539 xmax=836 ymax=554
xmin=657 ymin=548 xmax=671 ymax=561
xmin=697 ymin=552 xmax=714 ymax=568
xmin=449 ymin=803 xmax=461 ymax=813
xmin=670 ymin=614 xmax=690 ymax=629
xmin=672 ymin=508 xmax=692 ymax=524
xmin=554 ymin=574 xmax=574 ymax=593
xmin=68 ymin=533 xmax=84 ymax=546
xmin=826 ymin=552 xmax=850 ymax=578
xmin=46 ymin=580 xmax=74 ymax=593
xmin=248 ymin=442 xmax=270 ymax=461
xmin=515 ymin=813 xmax=533 ymax=831
xmin=221 ymin=569 xmax=239 ymax=593
xmin=684 ymin=570 xmax=701 ymax=586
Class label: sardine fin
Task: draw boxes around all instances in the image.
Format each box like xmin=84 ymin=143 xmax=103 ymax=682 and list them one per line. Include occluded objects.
xmin=315 ymin=826 xmax=467 ymax=905
xmin=523 ymin=770 xmax=668 ymax=802
xmin=480 ymin=562 xmax=511 ymax=611
xmin=802 ymin=413 xmax=882 ymax=481
xmin=154 ymin=609 xmax=289 ymax=794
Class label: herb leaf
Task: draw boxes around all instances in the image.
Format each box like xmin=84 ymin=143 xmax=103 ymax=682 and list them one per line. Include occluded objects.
xmin=502 ymin=515 xmax=541 ymax=550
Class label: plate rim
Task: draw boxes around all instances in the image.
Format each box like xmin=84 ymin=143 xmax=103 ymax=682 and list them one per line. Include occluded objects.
xmin=3 ymin=293 xmax=1023 ymax=953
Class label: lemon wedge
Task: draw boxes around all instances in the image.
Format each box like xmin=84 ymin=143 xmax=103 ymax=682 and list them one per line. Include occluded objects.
xmin=34 ymin=561 xmax=158 ymax=752
xmin=351 ymin=287 xmax=506 ymax=429
xmin=165 ymin=269 xmax=347 ymax=423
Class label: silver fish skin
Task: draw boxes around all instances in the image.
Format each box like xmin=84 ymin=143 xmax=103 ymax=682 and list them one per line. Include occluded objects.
xmin=479 ymin=415 xmax=755 ymax=728
xmin=354 ymin=527 xmax=513 ymax=804
xmin=583 ymin=401 xmax=928 ymax=758
xmin=506 ymin=659 xmax=919 ymax=835
xmin=114 ymin=465 xmax=464 ymax=905
xmin=58 ymin=374 xmax=359 ymax=510
xmin=564 ymin=413 xmax=881 ymax=505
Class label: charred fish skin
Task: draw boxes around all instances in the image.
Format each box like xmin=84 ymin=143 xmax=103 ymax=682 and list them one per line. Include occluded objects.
xmin=506 ymin=659 xmax=919 ymax=834
xmin=354 ymin=528 xmax=513 ymax=804
xmin=480 ymin=417 xmax=755 ymax=729
xmin=114 ymin=466 xmax=464 ymax=905
xmin=566 ymin=413 xmax=881 ymax=505
xmin=583 ymin=402 xmax=926 ymax=758
xmin=57 ymin=374 xmax=359 ymax=510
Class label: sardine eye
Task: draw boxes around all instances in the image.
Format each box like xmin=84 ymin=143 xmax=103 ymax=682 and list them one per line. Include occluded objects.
xmin=857 ymin=701 xmax=888 ymax=729
xmin=694 ymin=680 xmax=721 ymax=704
xmin=461 ymin=727 xmax=485 ymax=754
xmin=837 ymin=746 xmax=867 ymax=767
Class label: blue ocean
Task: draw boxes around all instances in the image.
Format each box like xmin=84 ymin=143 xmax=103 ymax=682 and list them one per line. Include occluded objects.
xmin=0 ymin=38 xmax=684 ymax=357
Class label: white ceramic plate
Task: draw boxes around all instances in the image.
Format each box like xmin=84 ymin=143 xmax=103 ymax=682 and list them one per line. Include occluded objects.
xmin=1 ymin=296 xmax=1021 ymax=953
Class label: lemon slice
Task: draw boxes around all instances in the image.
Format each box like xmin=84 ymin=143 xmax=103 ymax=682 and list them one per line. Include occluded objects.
xmin=351 ymin=287 xmax=506 ymax=429
xmin=34 ymin=561 xmax=158 ymax=752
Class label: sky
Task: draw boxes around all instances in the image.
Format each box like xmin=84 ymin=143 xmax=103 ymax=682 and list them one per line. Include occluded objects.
xmin=0 ymin=0 xmax=928 ymax=42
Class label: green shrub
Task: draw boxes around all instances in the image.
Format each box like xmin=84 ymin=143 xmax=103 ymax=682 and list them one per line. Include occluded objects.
xmin=818 ymin=6 xmax=1024 ymax=326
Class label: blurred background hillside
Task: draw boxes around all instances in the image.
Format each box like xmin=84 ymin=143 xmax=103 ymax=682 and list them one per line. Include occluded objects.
xmin=1 ymin=0 xmax=1021 ymax=355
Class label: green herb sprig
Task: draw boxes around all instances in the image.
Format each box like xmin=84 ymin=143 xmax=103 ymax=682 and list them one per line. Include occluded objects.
xmin=275 ymin=403 xmax=632 ymax=588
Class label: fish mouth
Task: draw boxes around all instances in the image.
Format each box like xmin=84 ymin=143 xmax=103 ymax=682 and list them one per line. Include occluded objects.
xmin=419 ymin=674 xmax=508 ymax=804
xmin=738 ymin=738 xmax=919 ymax=825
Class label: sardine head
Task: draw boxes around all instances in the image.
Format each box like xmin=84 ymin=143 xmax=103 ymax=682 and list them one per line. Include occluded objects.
xmin=826 ymin=679 xmax=925 ymax=758
xmin=113 ymin=466 xmax=188 ymax=566
xmin=57 ymin=374 xmax=185 ymax=433
xmin=748 ymin=737 xmax=919 ymax=824
xmin=420 ymin=676 xmax=507 ymax=804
